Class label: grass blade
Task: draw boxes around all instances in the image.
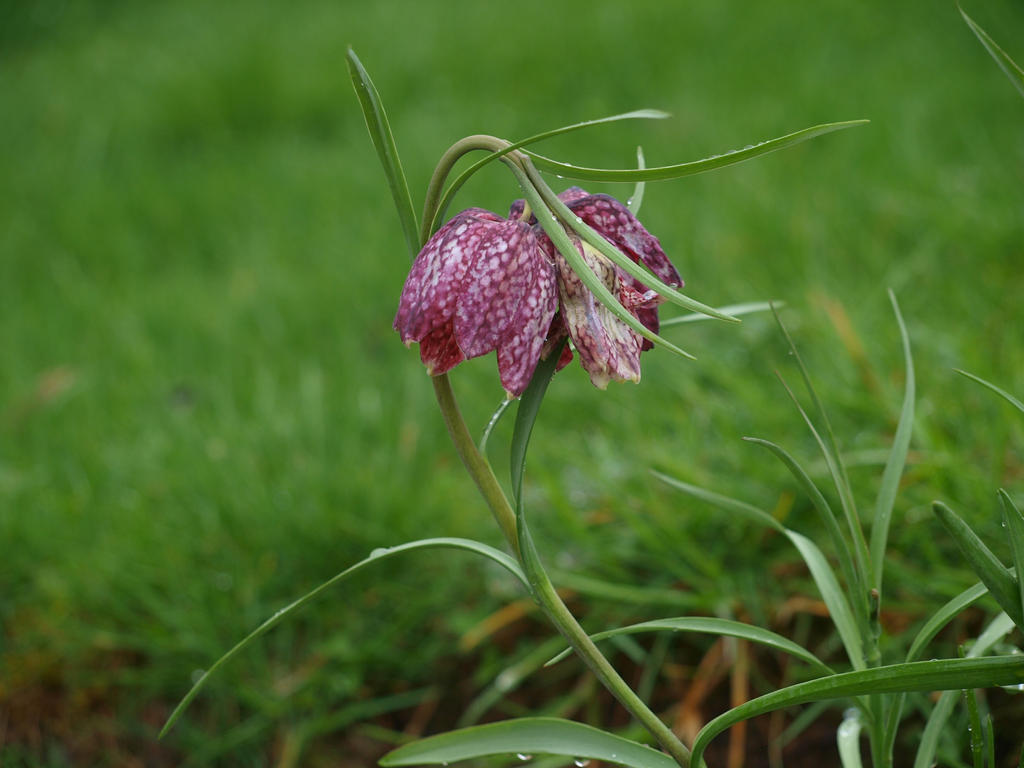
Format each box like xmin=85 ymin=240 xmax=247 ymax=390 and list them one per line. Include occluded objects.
xmin=959 ymin=4 xmax=1024 ymax=100
xmin=346 ymin=48 xmax=419 ymax=259
xmin=913 ymin=613 xmax=1015 ymax=768
xmin=964 ymin=687 xmax=984 ymax=768
xmin=870 ymin=290 xmax=915 ymax=590
xmin=627 ymin=145 xmax=646 ymax=214
xmin=545 ymin=616 xmax=835 ymax=676
xmin=160 ymin=538 xmax=526 ymax=736
xmin=652 ymin=470 xmax=864 ymax=669
xmin=998 ymin=489 xmax=1024 ymax=625
xmin=744 ymin=436 xmax=863 ymax=640
xmin=955 ymin=369 xmax=1024 ymax=415
xmin=933 ymin=501 xmax=1023 ymax=627
xmin=379 ymin=717 xmax=678 ymax=768
xmin=773 ymin=311 xmax=871 ymax=606
xmin=691 ymin=654 xmax=1024 ymax=768
xmin=906 ymin=582 xmax=989 ymax=663
xmin=524 ymin=120 xmax=869 ymax=182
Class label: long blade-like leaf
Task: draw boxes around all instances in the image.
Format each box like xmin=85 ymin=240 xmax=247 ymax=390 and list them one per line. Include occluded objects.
xmin=661 ymin=301 xmax=780 ymax=327
xmin=511 ymin=339 xmax=564 ymax=511
xmin=870 ymin=290 xmax=915 ymax=590
xmin=346 ymin=48 xmax=420 ymax=259
xmin=525 ymin=120 xmax=868 ymax=182
xmin=906 ymin=581 xmax=989 ymax=663
xmin=691 ymin=654 xmax=1024 ymax=767
xmin=955 ymin=368 xmax=1024 ymax=415
xmin=960 ymin=4 xmax=1024 ymax=100
xmin=545 ymin=617 xmax=834 ymax=676
xmin=912 ymin=612 xmax=1016 ymax=768
xmin=787 ymin=528 xmax=865 ymax=671
xmin=431 ymin=110 xmax=668 ymax=232
xmin=160 ymin=538 xmax=526 ymax=736
xmin=933 ymin=501 xmax=1023 ymax=627
xmin=999 ymin=489 xmax=1024 ymax=625
xmin=744 ymin=436 xmax=863 ymax=646
xmin=653 ymin=470 xmax=864 ymax=669
xmin=379 ymin=718 xmax=678 ymax=768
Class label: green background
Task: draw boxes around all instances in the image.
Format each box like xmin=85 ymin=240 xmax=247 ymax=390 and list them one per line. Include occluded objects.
xmin=2 ymin=0 xmax=1022 ymax=765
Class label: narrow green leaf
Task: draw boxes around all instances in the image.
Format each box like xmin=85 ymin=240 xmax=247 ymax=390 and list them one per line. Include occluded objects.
xmin=837 ymin=711 xmax=865 ymax=768
xmin=525 ymin=120 xmax=869 ymax=182
xmin=744 ymin=437 xmax=863 ymax=646
xmin=661 ymin=301 xmax=781 ymax=327
xmin=883 ymin=580 xmax=992 ymax=758
xmin=959 ymin=4 xmax=1024 ymax=100
xmin=479 ymin=397 xmax=514 ymax=455
xmin=379 ymin=718 xmax=678 ymax=768
xmin=913 ymin=613 xmax=1015 ymax=768
xmin=651 ymin=471 xmax=784 ymax=533
xmin=691 ymin=654 xmax=1024 ymax=768
xmin=906 ymin=581 xmax=989 ymax=663
xmin=160 ymin=538 xmax=526 ymax=737
xmin=545 ymin=617 xmax=834 ymax=676
xmin=345 ymin=48 xmax=419 ymax=259
xmin=509 ymin=162 xmax=695 ymax=360
xmin=627 ymin=145 xmax=646 ymax=214
xmin=510 ymin=340 xmax=564 ymax=510
xmin=431 ymin=110 xmax=669 ymax=233
xmin=652 ymin=469 xmax=864 ymax=670
xmin=998 ymin=489 xmax=1024 ymax=625
xmin=870 ymin=290 xmax=915 ymax=590
xmin=955 ymin=368 xmax=1024 ymax=415
xmin=773 ymin=310 xmax=871 ymax=610
xmin=530 ymin=168 xmax=738 ymax=324
xmin=965 ymin=687 xmax=984 ymax=768
xmin=933 ymin=501 xmax=1023 ymax=627
xmin=787 ymin=528 xmax=865 ymax=671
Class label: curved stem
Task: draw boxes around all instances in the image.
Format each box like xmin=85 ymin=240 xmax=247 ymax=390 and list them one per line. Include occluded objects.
xmin=432 ymin=374 xmax=519 ymax=557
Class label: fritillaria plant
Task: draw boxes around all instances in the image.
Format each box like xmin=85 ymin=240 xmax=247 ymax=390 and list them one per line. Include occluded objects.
xmin=158 ymin=45 xmax=1024 ymax=768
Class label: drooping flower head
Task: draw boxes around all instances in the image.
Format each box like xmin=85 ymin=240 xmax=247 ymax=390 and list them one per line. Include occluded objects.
xmin=394 ymin=208 xmax=558 ymax=397
xmin=395 ymin=188 xmax=683 ymax=395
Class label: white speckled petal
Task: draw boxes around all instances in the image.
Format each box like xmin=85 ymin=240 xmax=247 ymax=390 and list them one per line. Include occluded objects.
xmin=569 ymin=194 xmax=682 ymax=289
xmin=553 ymin=238 xmax=642 ymax=389
xmin=394 ymin=208 xmax=503 ymax=343
xmin=453 ymin=220 xmax=534 ymax=359
xmin=495 ymin=248 xmax=558 ymax=397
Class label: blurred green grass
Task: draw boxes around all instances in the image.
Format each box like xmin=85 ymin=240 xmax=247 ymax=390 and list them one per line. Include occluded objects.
xmin=1 ymin=0 xmax=1023 ymax=764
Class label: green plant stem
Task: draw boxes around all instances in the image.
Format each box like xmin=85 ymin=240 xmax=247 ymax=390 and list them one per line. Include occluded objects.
xmin=522 ymin=524 xmax=693 ymax=767
xmin=432 ymin=374 xmax=520 ymax=557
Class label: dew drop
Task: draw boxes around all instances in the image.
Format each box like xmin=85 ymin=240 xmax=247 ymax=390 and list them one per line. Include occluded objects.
xmin=191 ymin=668 xmax=206 ymax=684
xmin=574 ymin=759 xmax=591 ymax=767
xmin=370 ymin=547 xmax=389 ymax=557
xmin=516 ymin=754 xmax=532 ymax=762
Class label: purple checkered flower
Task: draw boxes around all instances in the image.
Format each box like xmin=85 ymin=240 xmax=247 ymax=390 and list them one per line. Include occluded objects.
xmin=394 ymin=208 xmax=559 ymax=397
xmin=395 ymin=189 xmax=683 ymax=394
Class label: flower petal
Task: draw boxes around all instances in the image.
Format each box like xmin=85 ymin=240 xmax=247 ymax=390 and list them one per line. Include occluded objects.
xmin=552 ymin=238 xmax=642 ymax=389
xmin=453 ymin=221 xmax=539 ymax=359
xmin=494 ymin=249 xmax=559 ymax=396
xmin=569 ymin=194 xmax=682 ymax=289
xmin=418 ymin=318 xmax=465 ymax=375
xmin=394 ymin=208 xmax=504 ymax=342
